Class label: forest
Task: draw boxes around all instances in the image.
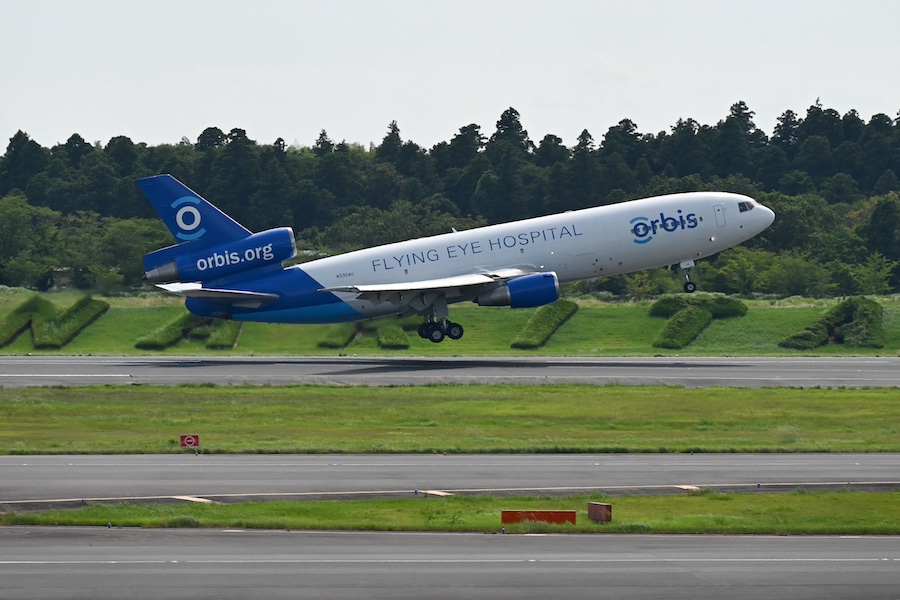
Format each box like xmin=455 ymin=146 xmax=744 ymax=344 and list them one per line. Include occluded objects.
xmin=0 ymin=100 xmax=899 ymax=297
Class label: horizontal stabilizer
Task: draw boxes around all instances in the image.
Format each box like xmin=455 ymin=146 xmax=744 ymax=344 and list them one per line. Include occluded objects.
xmin=157 ymin=283 xmax=279 ymax=309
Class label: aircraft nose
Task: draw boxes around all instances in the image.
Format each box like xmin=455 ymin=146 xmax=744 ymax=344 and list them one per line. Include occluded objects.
xmin=759 ymin=203 xmax=775 ymax=228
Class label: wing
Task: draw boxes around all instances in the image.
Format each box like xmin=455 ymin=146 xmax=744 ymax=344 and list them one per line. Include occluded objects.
xmin=157 ymin=283 xmax=279 ymax=309
xmin=318 ymin=268 xmax=533 ymax=314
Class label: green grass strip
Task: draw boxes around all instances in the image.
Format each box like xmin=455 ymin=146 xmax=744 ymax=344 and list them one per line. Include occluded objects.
xmin=31 ymin=296 xmax=110 ymax=349
xmin=511 ymin=299 xmax=578 ymax=349
xmin=3 ymin=491 xmax=897 ymax=535
xmin=1 ymin=384 xmax=898 ymax=454
xmin=135 ymin=312 xmax=210 ymax=350
xmin=317 ymin=323 xmax=358 ymax=348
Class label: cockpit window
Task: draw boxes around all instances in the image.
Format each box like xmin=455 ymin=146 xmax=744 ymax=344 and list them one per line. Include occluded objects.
xmin=738 ymin=201 xmax=754 ymax=212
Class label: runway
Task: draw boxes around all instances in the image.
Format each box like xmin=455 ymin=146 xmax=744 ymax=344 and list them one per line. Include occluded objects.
xmin=3 ymin=356 xmax=899 ymax=598
xmin=1 ymin=355 xmax=900 ymax=387
xmin=3 ymin=454 xmax=898 ymax=510
xmin=1 ymin=527 xmax=898 ymax=600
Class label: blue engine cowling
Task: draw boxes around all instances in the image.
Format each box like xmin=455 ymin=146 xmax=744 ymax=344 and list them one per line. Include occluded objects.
xmin=143 ymin=227 xmax=296 ymax=283
xmin=475 ymin=272 xmax=559 ymax=308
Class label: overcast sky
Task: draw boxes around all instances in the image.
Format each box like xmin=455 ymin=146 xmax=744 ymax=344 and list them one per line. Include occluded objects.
xmin=3 ymin=0 xmax=900 ymax=151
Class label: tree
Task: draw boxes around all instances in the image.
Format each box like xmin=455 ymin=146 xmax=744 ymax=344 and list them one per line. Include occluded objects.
xmin=772 ymin=109 xmax=800 ymax=157
xmin=0 ymin=194 xmax=60 ymax=288
xmin=564 ymin=129 xmax=603 ymax=209
xmin=820 ymin=173 xmax=860 ymax=204
xmin=758 ymin=253 xmax=834 ymax=297
xmin=0 ymin=131 xmax=49 ymax=194
xmin=793 ymin=135 xmax=832 ymax=180
xmin=713 ymin=116 xmax=751 ymax=176
xmin=535 ymin=134 xmax=569 ymax=168
xmin=859 ymin=194 xmax=900 ymax=261
xmin=713 ymin=247 xmax=774 ymax=295
xmin=106 ymin=136 xmax=139 ymax=176
xmin=851 ymin=252 xmax=897 ymax=295
xmin=375 ymin=121 xmax=402 ymax=164
xmin=657 ymin=118 xmax=710 ymax=177
xmin=313 ymin=130 xmax=334 ymax=157
xmin=195 ymin=127 xmax=226 ymax=151
xmin=446 ymin=124 xmax=486 ymax=169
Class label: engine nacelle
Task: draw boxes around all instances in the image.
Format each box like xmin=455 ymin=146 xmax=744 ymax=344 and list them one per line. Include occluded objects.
xmin=475 ymin=272 xmax=559 ymax=308
xmin=144 ymin=227 xmax=296 ymax=283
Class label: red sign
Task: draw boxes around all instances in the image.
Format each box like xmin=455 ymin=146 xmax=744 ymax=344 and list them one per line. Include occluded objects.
xmin=180 ymin=434 xmax=200 ymax=448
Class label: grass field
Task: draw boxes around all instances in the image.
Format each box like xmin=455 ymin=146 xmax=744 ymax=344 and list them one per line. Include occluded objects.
xmin=2 ymin=288 xmax=900 ymax=356
xmin=3 ymin=490 xmax=898 ymax=535
xmin=1 ymin=384 xmax=897 ymax=454
xmin=2 ymin=288 xmax=898 ymax=534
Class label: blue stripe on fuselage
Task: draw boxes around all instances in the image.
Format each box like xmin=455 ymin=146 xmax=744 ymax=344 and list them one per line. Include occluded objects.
xmin=185 ymin=266 xmax=363 ymax=324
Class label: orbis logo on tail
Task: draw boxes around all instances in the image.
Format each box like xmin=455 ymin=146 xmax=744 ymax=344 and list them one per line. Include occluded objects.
xmin=172 ymin=196 xmax=206 ymax=241
xmin=630 ymin=210 xmax=698 ymax=244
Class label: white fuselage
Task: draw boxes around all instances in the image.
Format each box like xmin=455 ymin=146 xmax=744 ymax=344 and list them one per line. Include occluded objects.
xmin=295 ymin=191 xmax=773 ymax=320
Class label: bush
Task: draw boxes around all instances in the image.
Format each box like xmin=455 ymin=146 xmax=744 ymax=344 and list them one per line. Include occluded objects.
xmin=511 ymin=299 xmax=578 ymax=349
xmin=31 ymin=296 xmax=110 ymax=349
xmin=206 ymin=320 xmax=243 ymax=350
xmin=377 ymin=324 xmax=410 ymax=349
xmin=649 ymin=294 xmax=747 ymax=318
xmin=0 ymin=295 xmax=57 ymax=346
xmin=780 ymin=297 xmax=884 ymax=349
xmin=135 ymin=312 xmax=209 ymax=350
xmin=0 ymin=295 xmax=108 ymax=349
xmin=652 ymin=305 xmax=713 ymax=349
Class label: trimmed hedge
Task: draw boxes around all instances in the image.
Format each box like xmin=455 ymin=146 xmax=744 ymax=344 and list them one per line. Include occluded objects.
xmin=649 ymin=294 xmax=747 ymax=350
xmin=317 ymin=323 xmax=358 ymax=348
xmin=205 ymin=320 xmax=243 ymax=350
xmin=511 ymin=299 xmax=578 ymax=349
xmin=31 ymin=296 xmax=110 ymax=349
xmin=135 ymin=312 xmax=210 ymax=350
xmin=652 ymin=305 xmax=713 ymax=349
xmin=377 ymin=324 xmax=410 ymax=349
xmin=649 ymin=294 xmax=748 ymax=318
xmin=0 ymin=295 xmax=57 ymax=347
xmin=0 ymin=295 xmax=108 ymax=349
xmin=780 ymin=297 xmax=884 ymax=349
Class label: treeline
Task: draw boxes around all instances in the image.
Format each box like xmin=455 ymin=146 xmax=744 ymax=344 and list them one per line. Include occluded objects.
xmin=0 ymin=101 xmax=899 ymax=295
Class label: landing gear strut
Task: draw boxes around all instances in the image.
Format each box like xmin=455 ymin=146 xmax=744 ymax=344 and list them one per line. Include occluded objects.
xmin=680 ymin=260 xmax=697 ymax=293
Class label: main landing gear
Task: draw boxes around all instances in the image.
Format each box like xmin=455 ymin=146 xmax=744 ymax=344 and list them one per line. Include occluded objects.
xmin=680 ymin=260 xmax=697 ymax=293
xmin=416 ymin=293 xmax=464 ymax=343
xmin=418 ymin=320 xmax=464 ymax=343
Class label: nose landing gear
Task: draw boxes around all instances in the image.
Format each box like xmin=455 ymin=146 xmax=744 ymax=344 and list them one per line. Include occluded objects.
xmin=680 ymin=260 xmax=697 ymax=293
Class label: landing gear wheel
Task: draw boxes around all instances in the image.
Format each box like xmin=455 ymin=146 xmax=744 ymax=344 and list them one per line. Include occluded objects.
xmin=418 ymin=323 xmax=431 ymax=339
xmin=427 ymin=324 xmax=445 ymax=343
xmin=445 ymin=322 xmax=464 ymax=340
xmin=683 ymin=281 xmax=697 ymax=293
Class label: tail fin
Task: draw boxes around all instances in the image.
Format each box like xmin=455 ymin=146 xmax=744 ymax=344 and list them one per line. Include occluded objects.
xmin=139 ymin=174 xmax=296 ymax=284
xmin=137 ymin=175 xmax=250 ymax=244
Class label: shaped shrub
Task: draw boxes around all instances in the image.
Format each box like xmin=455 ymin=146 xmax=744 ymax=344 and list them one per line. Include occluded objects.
xmin=511 ymin=299 xmax=578 ymax=349
xmin=780 ymin=297 xmax=884 ymax=349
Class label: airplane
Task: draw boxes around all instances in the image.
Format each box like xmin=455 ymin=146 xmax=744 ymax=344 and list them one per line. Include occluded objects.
xmin=138 ymin=174 xmax=775 ymax=342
